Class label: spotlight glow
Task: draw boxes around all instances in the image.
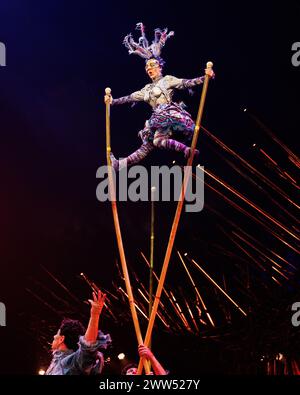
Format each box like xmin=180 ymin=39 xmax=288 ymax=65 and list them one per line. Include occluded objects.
xmin=118 ymin=353 xmax=125 ymax=360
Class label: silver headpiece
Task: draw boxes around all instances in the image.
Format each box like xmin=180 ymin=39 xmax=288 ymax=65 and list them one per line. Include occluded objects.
xmin=123 ymin=22 xmax=174 ymax=64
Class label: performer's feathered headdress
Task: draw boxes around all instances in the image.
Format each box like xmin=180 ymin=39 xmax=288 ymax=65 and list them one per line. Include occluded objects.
xmin=123 ymin=22 xmax=174 ymax=68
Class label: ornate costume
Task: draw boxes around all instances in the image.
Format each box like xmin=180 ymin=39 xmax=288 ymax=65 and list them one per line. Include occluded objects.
xmin=110 ymin=23 xmax=206 ymax=170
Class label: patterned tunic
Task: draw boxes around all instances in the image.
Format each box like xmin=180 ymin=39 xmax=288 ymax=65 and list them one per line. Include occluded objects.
xmin=112 ymin=75 xmax=205 ymax=142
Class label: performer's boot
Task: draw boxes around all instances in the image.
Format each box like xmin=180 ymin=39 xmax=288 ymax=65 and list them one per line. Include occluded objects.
xmin=110 ymin=153 xmax=126 ymax=171
xmin=110 ymin=143 xmax=154 ymax=171
xmin=154 ymin=137 xmax=199 ymax=159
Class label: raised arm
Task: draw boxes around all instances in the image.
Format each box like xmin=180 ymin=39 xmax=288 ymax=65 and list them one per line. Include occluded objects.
xmin=62 ymin=290 xmax=112 ymax=375
xmin=85 ymin=290 xmax=106 ymax=343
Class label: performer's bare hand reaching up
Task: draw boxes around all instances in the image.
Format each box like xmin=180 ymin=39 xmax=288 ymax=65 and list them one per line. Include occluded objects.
xmin=88 ymin=290 xmax=106 ymax=316
xmin=85 ymin=290 xmax=106 ymax=343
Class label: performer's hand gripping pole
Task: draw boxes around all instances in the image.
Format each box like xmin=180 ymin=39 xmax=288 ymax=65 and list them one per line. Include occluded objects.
xmin=136 ymin=62 xmax=214 ymax=374
xmin=105 ymin=88 xmax=150 ymax=374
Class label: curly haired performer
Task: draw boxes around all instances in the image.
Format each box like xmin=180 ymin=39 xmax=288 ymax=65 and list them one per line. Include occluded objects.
xmin=105 ymin=23 xmax=215 ymax=170
xmin=45 ymin=290 xmax=111 ymax=375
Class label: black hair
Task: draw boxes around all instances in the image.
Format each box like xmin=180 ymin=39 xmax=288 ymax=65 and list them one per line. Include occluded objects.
xmin=59 ymin=318 xmax=85 ymax=351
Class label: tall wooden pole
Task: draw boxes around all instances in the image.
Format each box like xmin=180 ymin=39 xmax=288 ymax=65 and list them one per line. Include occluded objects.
xmin=137 ymin=63 xmax=214 ymax=374
xmin=105 ymin=88 xmax=150 ymax=374
xmin=148 ymin=186 xmax=156 ymax=350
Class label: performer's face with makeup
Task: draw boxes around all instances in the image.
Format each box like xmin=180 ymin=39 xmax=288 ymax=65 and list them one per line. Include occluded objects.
xmin=146 ymin=59 xmax=162 ymax=80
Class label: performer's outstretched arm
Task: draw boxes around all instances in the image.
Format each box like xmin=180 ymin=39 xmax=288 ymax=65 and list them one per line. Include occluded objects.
xmin=59 ymin=290 xmax=111 ymax=375
xmin=85 ymin=290 xmax=106 ymax=343
xmin=74 ymin=291 xmax=110 ymax=373
xmin=104 ymin=87 xmax=146 ymax=106
xmin=165 ymin=67 xmax=215 ymax=90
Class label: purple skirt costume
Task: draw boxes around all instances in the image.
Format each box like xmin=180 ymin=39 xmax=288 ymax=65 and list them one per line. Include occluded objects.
xmin=140 ymin=102 xmax=195 ymax=144
xmin=110 ymin=74 xmax=206 ymax=169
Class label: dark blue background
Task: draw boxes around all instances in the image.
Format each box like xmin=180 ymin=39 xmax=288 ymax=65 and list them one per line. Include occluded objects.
xmin=0 ymin=0 xmax=299 ymax=375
